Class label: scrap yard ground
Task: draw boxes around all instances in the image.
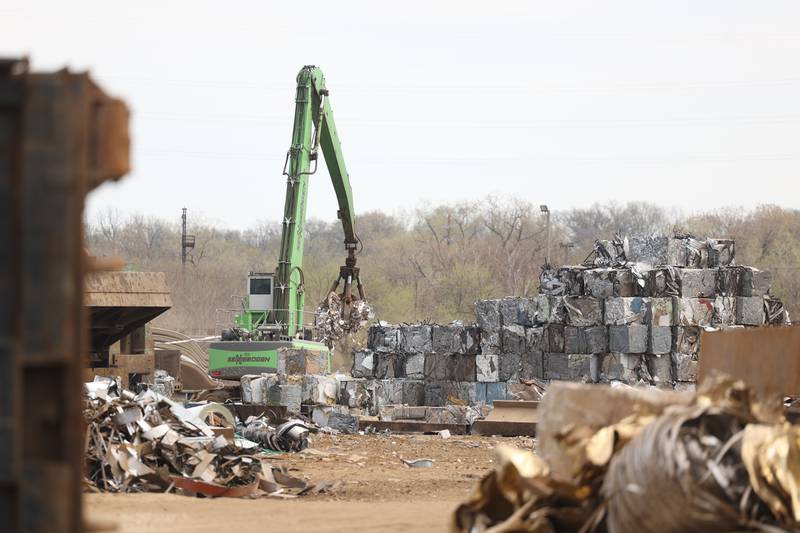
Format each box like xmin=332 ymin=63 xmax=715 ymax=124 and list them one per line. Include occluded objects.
xmin=85 ymin=433 xmax=529 ymax=532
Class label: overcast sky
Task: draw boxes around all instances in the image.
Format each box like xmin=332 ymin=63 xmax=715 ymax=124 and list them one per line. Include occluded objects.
xmin=3 ymin=1 xmax=800 ymax=229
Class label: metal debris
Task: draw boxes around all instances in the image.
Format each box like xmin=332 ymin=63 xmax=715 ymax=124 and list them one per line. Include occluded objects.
xmin=240 ymin=417 xmax=311 ymax=453
xmin=765 ymin=296 xmax=791 ymax=325
xmin=83 ymin=378 xmax=310 ymax=497
xmin=150 ymin=369 xmax=175 ymax=398
xmin=539 ymin=267 xmax=585 ymax=296
xmin=453 ymin=376 xmax=800 ymax=532
xmin=453 ymin=445 xmax=590 ymax=532
xmin=315 ymin=291 xmax=374 ymax=343
xmin=601 ymin=379 xmax=788 ymax=532
xmin=516 ymin=378 xmax=547 ymax=400
xmin=402 ymin=458 xmax=434 ymax=468
xmin=586 ymin=233 xmax=628 ymax=267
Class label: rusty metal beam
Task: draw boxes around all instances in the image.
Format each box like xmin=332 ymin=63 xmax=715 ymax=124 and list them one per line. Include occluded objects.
xmin=0 ymin=58 xmax=129 ymax=533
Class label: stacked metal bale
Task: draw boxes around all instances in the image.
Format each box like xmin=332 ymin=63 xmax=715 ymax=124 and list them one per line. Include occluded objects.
xmin=240 ymin=373 xmax=304 ymax=412
xmin=352 ymin=313 xmax=548 ymax=410
xmin=478 ymin=235 xmax=788 ymax=390
xmin=352 ymin=322 xmax=506 ymax=408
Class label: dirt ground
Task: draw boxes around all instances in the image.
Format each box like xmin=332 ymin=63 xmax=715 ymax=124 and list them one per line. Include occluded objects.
xmin=85 ymin=433 xmax=534 ymax=532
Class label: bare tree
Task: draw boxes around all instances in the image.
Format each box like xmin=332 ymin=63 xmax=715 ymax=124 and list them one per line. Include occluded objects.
xmin=85 ymin=198 xmax=800 ymax=331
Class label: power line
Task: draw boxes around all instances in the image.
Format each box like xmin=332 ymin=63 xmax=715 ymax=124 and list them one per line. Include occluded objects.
xmin=136 ymin=150 xmax=800 ymax=164
xmin=137 ymin=111 xmax=800 ymax=128
xmin=100 ymin=75 xmax=800 ymax=93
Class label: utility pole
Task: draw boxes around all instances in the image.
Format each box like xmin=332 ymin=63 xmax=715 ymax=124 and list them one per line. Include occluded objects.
xmin=540 ymin=205 xmax=551 ymax=267
xmin=181 ymin=207 xmax=195 ymax=270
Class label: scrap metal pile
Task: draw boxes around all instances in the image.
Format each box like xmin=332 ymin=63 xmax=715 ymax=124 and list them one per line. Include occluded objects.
xmin=83 ymin=378 xmax=311 ymax=497
xmin=452 ymin=377 xmax=800 ymax=532
xmin=316 ymin=291 xmax=374 ymax=343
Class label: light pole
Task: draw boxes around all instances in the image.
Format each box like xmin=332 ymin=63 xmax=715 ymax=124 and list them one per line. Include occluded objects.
xmin=540 ymin=205 xmax=550 ymax=268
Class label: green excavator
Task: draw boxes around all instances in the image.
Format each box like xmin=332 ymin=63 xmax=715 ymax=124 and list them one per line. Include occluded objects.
xmin=208 ymin=66 xmax=369 ymax=380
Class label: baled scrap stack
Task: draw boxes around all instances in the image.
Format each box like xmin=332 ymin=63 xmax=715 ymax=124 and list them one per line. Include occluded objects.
xmin=353 ymin=321 xmax=512 ymax=410
xmin=350 ymin=313 xmax=550 ymax=413
xmin=452 ymin=378 xmax=800 ymax=532
xmin=239 ymin=337 xmax=484 ymax=426
xmin=475 ymin=295 xmax=596 ymax=385
xmin=240 ymin=372 xmax=303 ymax=413
xmin=240 ymin=345 xmax=363 ymax=430
xmin=339 ymin=235 xmax=789 ymax=413
xmin=236 ymin=331 xmax=488 ymax=425
xmin=240 ymin=369 xmax=361 ymax=433
xmin=474 ymin=235 xmax=790 ymax=390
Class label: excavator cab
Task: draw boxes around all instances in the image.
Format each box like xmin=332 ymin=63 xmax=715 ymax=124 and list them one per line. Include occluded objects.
xmin=247 ymin=273 xmax=274 ymax=312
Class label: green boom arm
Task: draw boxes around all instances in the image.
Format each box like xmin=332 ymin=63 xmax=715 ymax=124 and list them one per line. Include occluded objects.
xmin=274 ymin=66 xmax=362 ymax=338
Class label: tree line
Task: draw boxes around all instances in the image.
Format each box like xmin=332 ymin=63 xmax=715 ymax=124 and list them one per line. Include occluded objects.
xmin=86 ymin=199 xmax=800 ymax=335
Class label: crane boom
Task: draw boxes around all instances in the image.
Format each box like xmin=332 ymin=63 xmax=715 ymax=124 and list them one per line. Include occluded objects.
xmin=314 ymin=75 xmax=358 ymax=247
xmin=274 ymin=65 xmax=362 ymax=337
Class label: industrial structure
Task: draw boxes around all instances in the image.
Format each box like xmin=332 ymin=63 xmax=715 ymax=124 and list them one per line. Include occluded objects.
xmin=84 ymin=271 xmax=172 ymax=389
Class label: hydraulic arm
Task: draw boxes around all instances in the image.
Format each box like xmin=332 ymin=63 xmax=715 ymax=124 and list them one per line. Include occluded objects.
xmin=274 ymin=65 xmax=365 ymax=338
